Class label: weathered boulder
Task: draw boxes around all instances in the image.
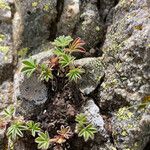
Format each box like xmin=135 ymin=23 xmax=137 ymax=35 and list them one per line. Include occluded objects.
xmin=98 ymin=0 xmax=150 ymax=149
xmin=112 ymin=105 xmax=150 ymax=150
xmin=14 ymin=0 xmax=57 ymax=53
xmin=14 ymin=50 xmax=54 ymax=117
xmin=75 ymin=2 xmax=104 ymax=49
xmin=0 ymin=21 xmax=14 ymax=83
xmin=0 ymin=81 xmax=13 ymax=111
xmin=57 ymin=0 xmax=80 ymax=36
xmin=0 ymin=0 xmax=12 ymax=21
xmin=75 ymin=57 xmax=104 ymax=95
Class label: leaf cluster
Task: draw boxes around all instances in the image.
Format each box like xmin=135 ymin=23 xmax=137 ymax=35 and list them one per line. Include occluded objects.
xmin=21 ymin=36 xmax=86 ymax=82
xmin=75 ymin=114 xmax=97 ymax=142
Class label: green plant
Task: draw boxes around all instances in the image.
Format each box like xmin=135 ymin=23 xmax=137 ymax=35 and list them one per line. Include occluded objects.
xmin=21 ymin=59 xmax=37 ymax=78
xmin=21 ymin=36 xmax=85 ymax=82
xmin=7 ymin=122 xmax=26 ymax=140
xmin=26 ymin=121 xmax=41 ymax=137
xmin=65 ymin=37 xmax=85 ymax=53
xmin=52 ymin=35 xmax=73 ymax=48
xmin=75 ymin=114 xmax=97 ymax=142
xmin=59 ymin=53 xmax=75 ymax=68
xmin=35 ymin=132 xmax=50 ymax=149
xmin=3 ymin=105 xmax=14 ymax=119
xmin=66 ymin=67 xmax=85 ymax=83
xmin=39 ymin=64 xmax=53 ymax=82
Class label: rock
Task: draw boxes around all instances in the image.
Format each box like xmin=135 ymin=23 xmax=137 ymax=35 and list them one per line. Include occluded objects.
xmin=81 ymin=99 xmax=109 ymax=144
xmin=57 ymin=0 xmax=80 ymax=36
xmin=99 ymin=0 xmax=150 ymax=109
xmin=0 ymin=22 xmax=14 ymax=84
xmin=0 ymin=0 xmax=12 ymax=21
xmin=14 ymin=0 xmax=57 ymax=53
xmin=96 ymin=0 xmax=150 ymax=149
xmin=112 ymin=105 xmax=150 ymax=150
xmin=75 ymin=57 xmax=104 ymax=95
xmin=82 ymin=99 xmax=105 ymax=131
xmin=75 ymin=2 xmax=104 ymax=49
xmin=14 ymin=50 xmax=54 ymax=117
xmin=0 ymin=81 xmax=13 ymax=111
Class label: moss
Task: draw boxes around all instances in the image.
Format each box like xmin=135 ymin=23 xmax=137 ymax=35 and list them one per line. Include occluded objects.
xmin=0 ymin=0 xmax=10 ymax=10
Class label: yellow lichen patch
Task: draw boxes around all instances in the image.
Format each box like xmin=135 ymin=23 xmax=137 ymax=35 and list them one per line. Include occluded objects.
xmin=18 ymin=47 xmax=29 ymax=59
xmin=116 ymin=107 xmax=133 ymax=121
xmin=134 ymin=24 xmax=143 ymax=30
xmin=0 ymin=46 xmax=9 ymax=61
xmin=121 ymin=130 xmax=128 ymax=136
xmin=0 ymin=0 xmax=10 ymax=10
xmin=95 ymin=26 xmax=101 ymax=31
xmin=0 ymin=34 xmax=5 ymax=42
xmin=32 ymin=2 xmax=38 ymax=7
xmin=43 ymin=4 xmax=49 ymax=12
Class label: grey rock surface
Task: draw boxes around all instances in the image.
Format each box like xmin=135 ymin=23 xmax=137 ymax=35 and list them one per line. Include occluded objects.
xmin=14 ymin=0 xmax=57 ymax=53
xmin=57 ymin=0 xmax=80 ymax=36
xmin=75 ymin=2 xmax=104 ymax=49
xmin=0 ymin=20 xmax=14 ymax=84
xmin=0 ymin=81 xmax=13 ymax=111
xmin=98 ymin=0 xmax=150 ymax=149
xmin=75 ymin=57 xmax=104 ymax=95
xmin=14 ymin=50 xmax=54 ymax=117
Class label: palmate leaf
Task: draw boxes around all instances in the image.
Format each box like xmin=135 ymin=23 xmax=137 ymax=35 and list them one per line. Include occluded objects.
xmin=39 ymin=64 xmax=53 ymax=82
xmin=78 ymin=124 xmax=97 ymax=141
xmin=66 ymin=67 xmax=84 ymax=82
xmin=59 ymin=54 xmax=75 ymax=68
xmin=35 ymin=131 xmax=50 ymax=150
xmin=7 ymin=122 xmax=27 ymax=140
xmin=52 ymin=35 xmax=73 ymax=48
xmin=3 ymin=105 xmax=14 ymax=118
xmin=65 ymin=37 xmax=86 ymax=53
xmin=53 ymin=49 xmax=65 ymax=56
xmin=57 ymin=125 xmax=72 ymax=139
xmin=21 ymin=59 xmax=37 ymax=78
xmin=26 ymin=121 xmax=41 ymax=137
xmin=75 ymin=113 xmax=88 ymax=125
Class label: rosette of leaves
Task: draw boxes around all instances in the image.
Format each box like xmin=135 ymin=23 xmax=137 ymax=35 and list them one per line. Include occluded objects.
xmin=66 ymin=67 xmax=85 ymax=82
xmin=7 ymin=121 xmax=26 ymax=141
xmin=21 ymin=36 xmax=86 ymax=82
xmin=39 ymin=64 xmax=53 ymax=82
xmin=26 ymin=121 xmax=41 ymax=137
xmin=52 ymin=35 xmax=73 ymax=48
xmin=35 ymin=131 xmax=50 ymax=149
xmin=21 ymin=59 xmax=38 ymax=78
xmin=75 ymin=114 xmax=97 ymax=141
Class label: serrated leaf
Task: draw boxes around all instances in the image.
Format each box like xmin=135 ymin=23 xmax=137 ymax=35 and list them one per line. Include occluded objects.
xmin=65 ymin=37 xmax=86 ymax=53
xmin=26 ymin=121 xmax=41 ymax=137
xmin=7 ymin=122 xmax=26 ymax=140
xmin=52 ymin=36 xmax=73 ymax=48
xmin=66 ymin=67 xmax=84 ymax=82
xmin=35 ymin=132 xmax=50 ymax=150
xmin=78 ymin=124 xmax=97 ymax=141
xmin=75 ymin=114 xmax=87 ymax=125
xmin=3 ymin=106 xmax=14 ymax=118
xmin=21 ymin=59 xmax=37 ymax=78
xmin=59 ymin=54 xmax=75 ymax=68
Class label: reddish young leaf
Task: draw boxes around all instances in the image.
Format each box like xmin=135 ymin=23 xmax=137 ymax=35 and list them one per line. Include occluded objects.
xmin=65 ymin=37 xmax=86 ymax=53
